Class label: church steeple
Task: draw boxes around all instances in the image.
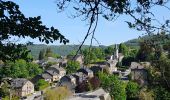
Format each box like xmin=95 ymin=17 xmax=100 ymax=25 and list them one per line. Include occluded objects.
xmin=114 ymin=44 xmax=119 ymax=59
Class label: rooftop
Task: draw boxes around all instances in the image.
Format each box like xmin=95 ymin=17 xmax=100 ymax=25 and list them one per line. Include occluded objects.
xmin=11 ymin=78 xmax=30 ymax=88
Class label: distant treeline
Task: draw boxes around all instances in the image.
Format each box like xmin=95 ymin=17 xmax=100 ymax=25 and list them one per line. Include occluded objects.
xmin=28 ymin=34 xmax=170 ymax=59
xmin=27 ymin=44 xmax=107 ymax=59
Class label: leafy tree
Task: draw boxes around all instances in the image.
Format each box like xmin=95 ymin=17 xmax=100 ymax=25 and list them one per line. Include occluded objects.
xmin=27 ymin=62 xmax=43 ymax=78
xmin=122 ymin=56 xmax=135 ymax=66
xmin=75 ymin=80 xmax=92 ymax=93
xmin=35 ymin=79 xmax=49 ymax=91
xmin=153 ymin=86 xmax=170 ymax=100
xmin=66 ymin=60 xmax=80 ymax=74
xmin=156 ymin=54 xmax=170 ymax=89
xmin=128 ymin=48 xmax=138 ymax=58
xmin=139 ymin=88 xmax=154 ymax=100
xmin=44 ymin=87 xmax=72 ymax=100
xmin=104 ymin=46 xmax=114 ymax=56
xmin=126 ymin=81 xmax=140 ymax=100
xmin=0 ymin=59 xmax=42 ymax=79
xmin=88 ymin=76 xmax=101 ymax=90
xmin=0 ymin=1 xmax=68 ymax=62
xmin=45 ymin=48 xmax=53 ymax=57
xmin=98 ymin=72 xmax=126 ymax=100
xmin=39 ymin=49 xmax=45 ymax=60
xmin=0 ymin=81 xmax=9 ymax=98
xmin=136 ymin=41 xmax=154 ymax=61
xmin=83 ymin=48 xmax=105 ymax=65
xmin=119 ymin=43 xmax=129 ymax=56
xmin=67 ymin=50 xmax=76 ymax=57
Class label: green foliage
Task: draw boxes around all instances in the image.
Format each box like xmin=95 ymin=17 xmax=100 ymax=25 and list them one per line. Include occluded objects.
xmin=104 ymin=46 xmax=114 ymax=56
xmin=126 ymin=81 xmax=140 ymax=99
xmin=35 ymin=79 xmax=49 ymax=91
xmin=44 ymin=87 xmax=72 ymax=100
xmin=83 ymin=48 xmax=105 ymax=65
xmin=28 ymin=45 xmax=92 ymax=59
xmin=67 ymin=50 xmax=76 ymax=57
xmin=27 ymin=62 xmax=43 ymax=78
xmin=139 ymin=88 xmax=154 ymax=100
xmin=98 ymin=72 xmax=126 ymax=100
xmin=119 ymin=43 xmax=129 ymax=56
xmin=0 ymin=81 xmax=9 ymax=97
xmin=156 ymin=54 xmax=170 ymax=89
xmin=153 ymin=86 xmax=170 ymax=100
xmin=136 ymin=42 xmax=154 ymax=61
xmin=0 ymin=1 xmax=68 ymax=62
xmin=39 ymin=49 xmax=46 ymax=60
xmin=39 ymin=48 xmax=61 ymax=60
xmin=0 ymin=59 xmax=42 ymax=79
xmin=45 ymin=48 xmax=53 ymax=57
xmin=122 ymin=56 xmax=135 ymax=66
xmin=66 ymin=60 xmax=80 ymax=74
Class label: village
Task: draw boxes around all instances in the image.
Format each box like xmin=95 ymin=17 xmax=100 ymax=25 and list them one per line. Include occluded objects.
xmin=1 ymin=0 xmax=170 ymax=100
xmin=0 ymin=44 xmax=151 ymax=100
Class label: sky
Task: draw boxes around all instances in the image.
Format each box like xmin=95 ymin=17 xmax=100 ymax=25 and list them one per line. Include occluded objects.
xmin=12 ymin=0 xmax=170 ymax=46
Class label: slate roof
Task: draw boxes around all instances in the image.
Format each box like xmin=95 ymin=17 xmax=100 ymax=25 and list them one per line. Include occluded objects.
xmin=78 ymin=68 xmax=93 ymax=75
xmin=69 ymin=88 xmax=110 ymax=100
xmin=50 ymin=64 xmax=65 ymax=72
xmin=11 ymin=78 xmax=30 ymax=88
xmin=107 ymin=59 xmax=118 ymax=65
xmin=74 ymin=54 xmax=83 ymax=60
xmin=45 ymin=69 xmax=59 ymax=76
xmin=130 ymin=62 xmax=145 ymax=69
xmin=41 ymin=73 xmax=52 ymax=79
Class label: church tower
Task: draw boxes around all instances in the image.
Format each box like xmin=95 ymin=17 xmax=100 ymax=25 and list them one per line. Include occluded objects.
xmin=114 ymin=44 xmax=119 ymax=60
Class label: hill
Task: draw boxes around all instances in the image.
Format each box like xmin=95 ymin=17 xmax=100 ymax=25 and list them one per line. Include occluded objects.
xmin=124 ymin=34 xmax=170 ymax=47
xmin=27 ymin=44 xmax=106 ymax=59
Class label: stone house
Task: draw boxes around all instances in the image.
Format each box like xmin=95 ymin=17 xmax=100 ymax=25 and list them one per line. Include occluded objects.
xmin=77 ymin=68 xmax=94 ymax=78
xmin=49 ymin=65 xmax=66 ymax=79
xmin=130 ymin=62 xmax=150 ymax=85
xmin=45 ymin=69 xmax=59 ymax=82
xmin=11 ymin=78 xmax=34 ymax=97
xmin=106 ymin=59 xmax=118 ymax=72
xmin=68 ymin=54 xmax=84 ymax=65
xmin=31 ymin=73 xmax=52 ymax=84
xmin=59 ymin=75 xmax=76 ymax=92
xmin=72 ymin=72 xmax=86 ymax=84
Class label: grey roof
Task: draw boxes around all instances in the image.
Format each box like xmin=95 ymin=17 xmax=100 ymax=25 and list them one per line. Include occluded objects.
xmin=67 ymin=75 xmax=76 ymax=80
xmin=74 ymin=72 xmax=84 ymax=77
xmin=41 ymin=73 xmax=52 ymax=79
xmin=107 ymin=59 xmax=118 ymax=65
xmin=130 ymin=62 xmax=145 ymax=69
xmin=69 ymin=88 xmax=110 ymax=100
xmin=73 ymin=72 xmax=87 ymax=83
xmin=50 ymin=64 xmax=65 ymax=72
xmin=45 ymin=69 xmax=59 ymax=76
xmin=74 ymin=54 xmax=83 ymax=60
xmin=11 ymin=78 xmax=30 ymax=88
xmin=81 ymin=68 xmax=93 ymax=73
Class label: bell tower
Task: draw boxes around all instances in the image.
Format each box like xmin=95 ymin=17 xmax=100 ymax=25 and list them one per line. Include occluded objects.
xmin=114 ymin=44 xmax=119 ymax=60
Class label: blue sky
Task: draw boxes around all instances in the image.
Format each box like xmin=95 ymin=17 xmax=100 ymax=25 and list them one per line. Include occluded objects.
xmin=13 ymin=0 xmax=170 ymax=46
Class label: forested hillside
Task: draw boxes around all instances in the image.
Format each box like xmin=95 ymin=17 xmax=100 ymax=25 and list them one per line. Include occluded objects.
xmin=27 ymin=45 xmax=106 ymax=59
xmin=124 ymin=34 xmax=170 ymax=47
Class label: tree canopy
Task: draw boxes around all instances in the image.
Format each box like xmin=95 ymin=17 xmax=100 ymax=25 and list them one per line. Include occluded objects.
xmin=66 ymin=60 xmax=80 ymax=74
xmin=0 ymin=59 xmax=42 ymax=79
xmin=0 ymin=1 xmax=68 ymax=62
